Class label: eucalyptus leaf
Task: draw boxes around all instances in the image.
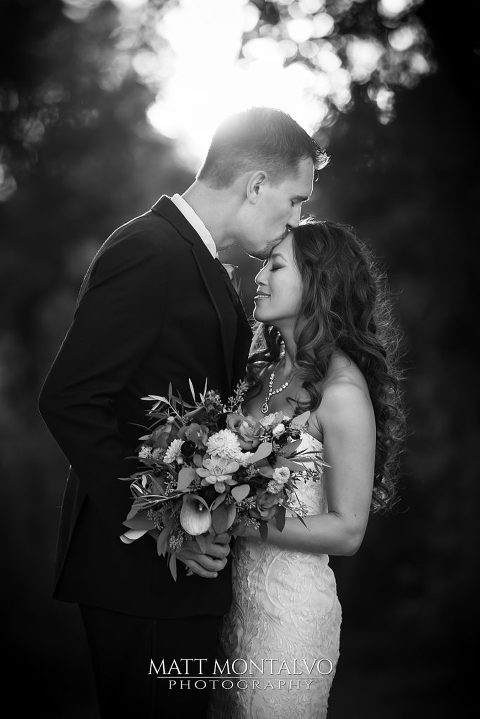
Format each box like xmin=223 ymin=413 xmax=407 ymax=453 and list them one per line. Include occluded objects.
xmin=177 ymin=467 xmax=197 ymax=491
xmin=193 ymin=453 xmax=204 ymax=467
xmin=291 ymin=410 xmax=310 ymax=427
xmin=257 ymin=465 xmax=274 ymax=478
xmin=231 ymin=484 xmax=251 ymax=502
xmin=251 ymin=441 xmax=273 ymax=464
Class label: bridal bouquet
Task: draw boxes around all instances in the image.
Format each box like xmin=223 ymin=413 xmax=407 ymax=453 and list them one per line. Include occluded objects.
xmin=120 ymin=380 xmax=325 ymax=580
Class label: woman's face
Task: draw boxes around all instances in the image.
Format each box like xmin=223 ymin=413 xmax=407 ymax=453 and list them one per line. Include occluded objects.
xmin=253 ymin=233 xmax=304 ymax=327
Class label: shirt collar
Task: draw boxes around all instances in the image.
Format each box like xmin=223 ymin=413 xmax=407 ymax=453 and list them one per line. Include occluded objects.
xmin=171 ymin=193 xmax=218 ymax=259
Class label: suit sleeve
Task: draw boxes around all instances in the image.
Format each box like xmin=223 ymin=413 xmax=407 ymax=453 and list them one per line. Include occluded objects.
xmin=39 ymin=232 xmax=170 ymax=538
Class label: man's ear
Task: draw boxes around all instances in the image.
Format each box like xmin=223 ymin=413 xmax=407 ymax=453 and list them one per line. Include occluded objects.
xmin=245 ymin=170 xmax=268 ymax=204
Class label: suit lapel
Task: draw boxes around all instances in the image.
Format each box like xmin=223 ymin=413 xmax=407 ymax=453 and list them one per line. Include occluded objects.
xmin=151 ymin=196 xmax=243 ymax=389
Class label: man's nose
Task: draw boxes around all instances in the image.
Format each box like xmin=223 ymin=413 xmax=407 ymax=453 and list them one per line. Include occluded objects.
xmin=288 ymin=205 xmax=302 ymax=229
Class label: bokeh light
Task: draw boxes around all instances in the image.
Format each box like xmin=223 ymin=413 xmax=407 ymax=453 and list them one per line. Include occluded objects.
xmin=112 ymin=0 xmax=432 ymax=168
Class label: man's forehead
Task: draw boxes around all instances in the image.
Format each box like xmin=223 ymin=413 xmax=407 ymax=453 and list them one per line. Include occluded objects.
xmin=284 ymin=157 xmax=314 ymax=193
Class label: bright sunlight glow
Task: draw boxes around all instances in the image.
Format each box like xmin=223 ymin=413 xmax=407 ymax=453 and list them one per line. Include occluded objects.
xmin=145 ymin=0 xmax=330 ymax=167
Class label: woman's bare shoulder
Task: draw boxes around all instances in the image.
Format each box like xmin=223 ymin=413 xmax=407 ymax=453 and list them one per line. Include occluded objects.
xmin=312 ymin=353 xmax=374 ymax=431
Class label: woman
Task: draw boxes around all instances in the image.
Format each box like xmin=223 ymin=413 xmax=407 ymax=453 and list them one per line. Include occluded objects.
xmin=208 ymin=219 xmax=404 ymax=718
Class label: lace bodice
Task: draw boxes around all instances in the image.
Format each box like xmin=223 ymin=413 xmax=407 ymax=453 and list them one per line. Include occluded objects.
xmin=208 ymin=431 xmax=342 ymax=719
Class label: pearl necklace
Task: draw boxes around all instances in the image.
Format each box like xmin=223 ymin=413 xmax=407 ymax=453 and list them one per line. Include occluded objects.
xmin=261 ymin=366 xmax=293 ymax=414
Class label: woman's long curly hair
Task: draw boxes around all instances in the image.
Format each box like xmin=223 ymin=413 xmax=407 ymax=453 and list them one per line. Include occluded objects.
xmin=246 ymin=219 xmax=405 ymax=512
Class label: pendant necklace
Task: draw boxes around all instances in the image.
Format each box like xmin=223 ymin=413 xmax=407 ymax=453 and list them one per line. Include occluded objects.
xmin=261 ymin=364 xmax=293 ymax=414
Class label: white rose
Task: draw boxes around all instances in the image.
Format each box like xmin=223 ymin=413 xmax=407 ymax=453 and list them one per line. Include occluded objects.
xmin=138 ymin=446 xmax=152 ymax=459
xmin=272 ymin=423 xmax=286 ymax=438
xmin=273 ymin=466 xmax=290 ymax=484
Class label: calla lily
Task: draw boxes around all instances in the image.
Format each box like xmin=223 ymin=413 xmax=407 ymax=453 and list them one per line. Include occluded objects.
xmin=179 ymin=494 xmax=212 ymax=536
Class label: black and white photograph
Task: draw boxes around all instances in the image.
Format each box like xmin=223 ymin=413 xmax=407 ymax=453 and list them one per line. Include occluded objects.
xmin=1 ymin=0 xmax=477 ymax=717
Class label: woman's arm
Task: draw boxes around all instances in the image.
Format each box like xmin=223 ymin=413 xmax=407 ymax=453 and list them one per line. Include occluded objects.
xmin=237 ymin=381 xmax=376 ymax=556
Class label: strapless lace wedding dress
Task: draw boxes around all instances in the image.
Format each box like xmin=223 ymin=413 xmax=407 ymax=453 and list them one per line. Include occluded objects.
xmin=208 ymin=431 xmax=342 ymax=719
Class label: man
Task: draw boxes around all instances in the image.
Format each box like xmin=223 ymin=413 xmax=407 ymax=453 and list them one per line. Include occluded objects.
xmin=39 ymin=107 xmax=326 ymax=718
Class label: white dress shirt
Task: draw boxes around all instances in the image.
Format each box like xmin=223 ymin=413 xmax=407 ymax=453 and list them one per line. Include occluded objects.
xmin=170 ymin=193 xmax=218 ymax=259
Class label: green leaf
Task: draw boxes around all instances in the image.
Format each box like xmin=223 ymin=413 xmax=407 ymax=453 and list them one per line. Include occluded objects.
xmin=123 ymin=513 xmax=155 ymax=531
xmin=291 ymin=410 xmax=310 ymax=428
xmin=193 ymin=453 xmax=204 ymax=467
xmin=257 ymin=465 xmax=274 ymax=478
xmin=275 ymin=458 xmax=306 ymax=472
xmin=259 ymin=521 xmax=268 ymax=542
xmin=250 ymin=441 xmax=273 ymax=464
xmin=210 ymin=492 xmax=226 ymax=511
xmin=143 ymin=395 xmax=169 ymax=403
xmin=296 ymin=515 xmax=308 ymax=529
xmin=169 ymin=553 xmax=178 ymax=582
xmin=150 ymin=476 xmax=165 ymax=495
xmin=275 ymin=506 xmax=286 ymax=532
xmin=125 ymin=505 xmax=141 ymax=521
xmin=278 ymin=438 xmax=303 ymax=457
xmin=188 ymin=378 xmax=196 ymax=402
xmin=195 ymin=533 xmax=209 ymax=553
xmin=212 ymin=503 xmax=237 ymax=533
xmin=177 ymin=467 xmax=197 ymax=491
xmin=156 ymin=525 xmax=171 ymax=556
xmin=231 ymin=484 xmax=251 ymax=502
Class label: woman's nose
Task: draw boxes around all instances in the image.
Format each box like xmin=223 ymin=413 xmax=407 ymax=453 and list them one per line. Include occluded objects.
xmin=254 ymin=265 xmax=268 ymax=285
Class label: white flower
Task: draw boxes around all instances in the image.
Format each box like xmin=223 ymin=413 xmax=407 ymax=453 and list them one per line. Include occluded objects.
xmin=196 ymin=455 xmax=239 ymax=493
xmin=163 ymin=438 xmax=183 ymax=464
xmin=207 ymin=429 xmax=243 ymax=461
xmin=239 ymin=451 xmax=254 ymax=467
xmin=138 ymin=446 xmax=152 ymax=460
xmin=267 ymin=479 xmax=284 ymax=494
xmin=272 ymin=423 xmax=286 ymax=438
xmin=151 ymin=448 xmax=162 ymax=461
xmin=273 ymin=466 xmax=290 ymax=484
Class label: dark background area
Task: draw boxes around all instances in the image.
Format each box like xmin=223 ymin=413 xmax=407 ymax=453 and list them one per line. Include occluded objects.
xmin=1 ymin=0 xmax=478 ymax=716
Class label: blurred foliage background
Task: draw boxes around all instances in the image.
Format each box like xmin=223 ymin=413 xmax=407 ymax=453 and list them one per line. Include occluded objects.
xmin=0 ymin=0 xmax=478 ymax=716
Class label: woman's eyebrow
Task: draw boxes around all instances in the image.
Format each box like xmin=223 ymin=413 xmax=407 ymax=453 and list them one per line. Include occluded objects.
xmin=270 ymin=252 xmax=287 ymax=261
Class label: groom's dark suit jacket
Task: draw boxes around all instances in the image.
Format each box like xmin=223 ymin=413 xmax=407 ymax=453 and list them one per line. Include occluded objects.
xmin=39 ymin=196 xmax=252 ymax=618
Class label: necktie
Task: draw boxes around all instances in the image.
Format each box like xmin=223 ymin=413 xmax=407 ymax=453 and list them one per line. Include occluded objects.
xmin=214 ymin=258 xmax=242 ymax=311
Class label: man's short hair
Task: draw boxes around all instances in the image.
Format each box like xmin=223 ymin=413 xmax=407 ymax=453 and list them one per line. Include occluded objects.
xmin=197 ymin=107 xmax=328 ymax=188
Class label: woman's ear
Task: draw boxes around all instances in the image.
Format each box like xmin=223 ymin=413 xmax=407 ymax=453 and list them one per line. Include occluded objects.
xmin=245 ymin=170 xmax=268 ymax=204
